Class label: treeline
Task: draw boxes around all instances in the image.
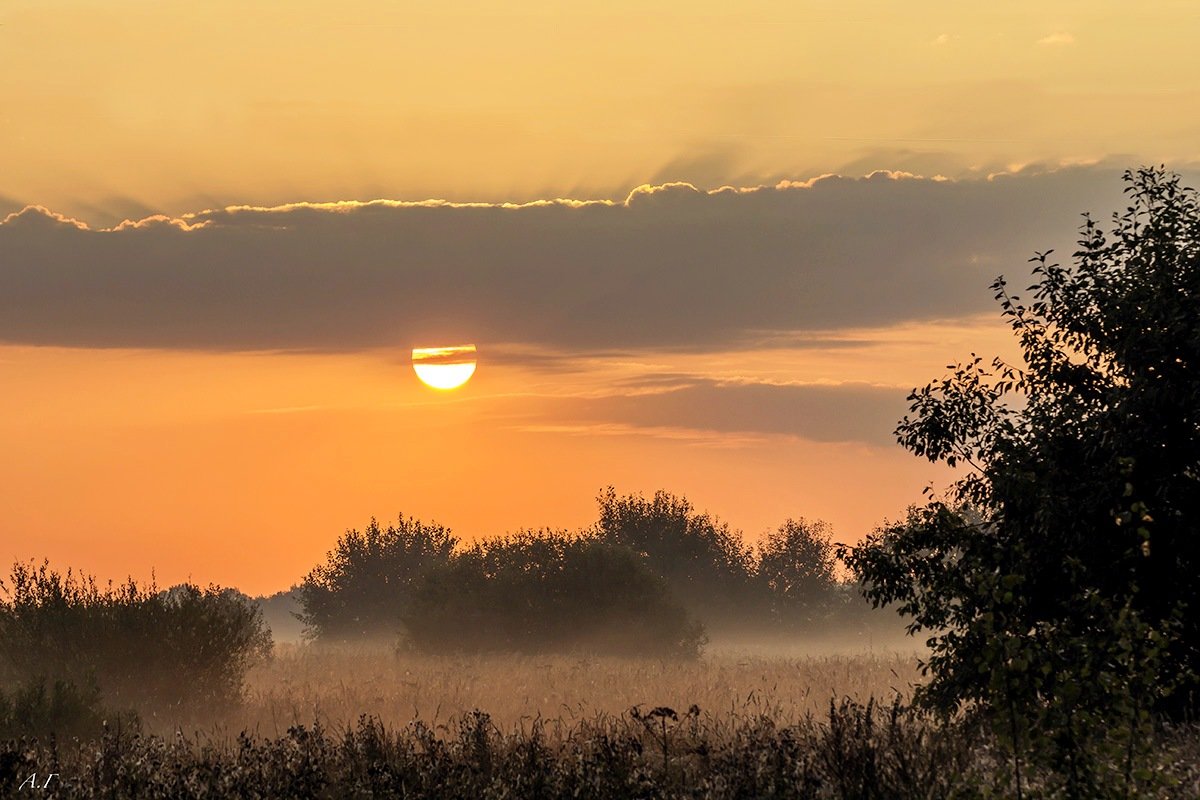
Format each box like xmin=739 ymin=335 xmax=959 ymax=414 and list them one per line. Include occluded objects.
xmin=0 ymin=487 xmax=882 ymax=735
xmin=297 ymin=488 xmax=887 ymax=657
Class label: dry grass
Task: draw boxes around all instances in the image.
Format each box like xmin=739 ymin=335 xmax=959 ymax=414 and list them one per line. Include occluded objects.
xmin=228 ymin=640 xmax=925 ymax=737
xmin=9 ymin=641 xmax=1200 ymax=798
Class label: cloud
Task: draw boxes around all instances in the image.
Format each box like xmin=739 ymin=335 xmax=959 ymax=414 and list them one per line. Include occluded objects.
xmin=0 ymin=164 xmax=1140 ymax=355
xmin=2 ymin=205 xmax=90 ymax=231
xmin=551 ymin=376 xmax=908 ymax=446
xmin=1037 ymin=32 xmax=1076 ymax=46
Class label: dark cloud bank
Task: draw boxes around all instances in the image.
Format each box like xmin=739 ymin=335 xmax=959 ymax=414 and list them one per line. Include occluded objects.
xmin=0 ymin=165 xmax=1139 ymax=355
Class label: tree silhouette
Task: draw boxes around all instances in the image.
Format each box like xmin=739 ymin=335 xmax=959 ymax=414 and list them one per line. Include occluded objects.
xmin=299 ymin=516 xmax=456 ymax=640
xmin=843 ymin=168 xmax=1200 ymax=791
xmin=756 ymin=518 xmax=837 ymax=625
xmin=403 ymin=530 xmax=706 ymax=657
xmin=594 ymin=488 xmax=754 ymax=624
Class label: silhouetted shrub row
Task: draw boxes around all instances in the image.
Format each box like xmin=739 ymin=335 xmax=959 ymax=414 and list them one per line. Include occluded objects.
xmin=3 ymin=700 xmax=1197 ymax=798
xmin=298 ymin=489 xmax=868 ymax=655
xmin=407 ymin=532 xmax=707 ymax=657
xmin=299 ymin=518 xmax=705 ymax=657
xmin=0 ymin=562 xmax=271 ymax=724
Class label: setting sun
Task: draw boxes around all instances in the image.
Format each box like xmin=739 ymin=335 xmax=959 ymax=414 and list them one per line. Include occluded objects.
xmin=412 ymin=344 xmax=478 ymax=390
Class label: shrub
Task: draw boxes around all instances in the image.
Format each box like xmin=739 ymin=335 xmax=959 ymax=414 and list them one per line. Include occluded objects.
xmin=0 ymin=677 xmax=135 ymax=739
xmin=299 ymin=516 xmax=456 ymax=640
xmin=594 ymin=488 xmax=755 ymax=627
xmin=0 ymin=561 xmax=271 ymax=719
xmin=6 ymin=700 xmax=1197 ymax=798
xmin=297 ymin=500 xmax=888 ymax=650
xmin=404 ymin=531 xmax=707 ymax=658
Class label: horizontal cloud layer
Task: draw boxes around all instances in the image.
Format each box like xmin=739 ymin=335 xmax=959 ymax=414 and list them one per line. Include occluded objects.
xmin=553 ymin=376 xmax=907 ymax=446
xmin=0 ymin=165 xmax=1138 ymax=354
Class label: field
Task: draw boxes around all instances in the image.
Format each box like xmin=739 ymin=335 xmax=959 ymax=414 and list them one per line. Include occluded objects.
xmin=231 ymin=641 xmax=925 ymax=737
xmin=5 ymin=642 xmax=1199 ymax=798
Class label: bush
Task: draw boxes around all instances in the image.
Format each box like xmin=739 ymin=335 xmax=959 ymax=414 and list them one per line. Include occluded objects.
xmin=0 ymin=677 xmax=135 ymax=739
xmin=0 ymin=561 xmax=271 ymax=719
xmin=299 ymin=516 xmax=456 ymax=640
xmin=5 ymin=700 xmax=1197 ymax=798
xmin=297 ymin=499 xmax=886 ymax=650
xmin=404 ymin=531 xmax=706 ymax=658
xmin=594 ymin=488 xmax=755 ymax=627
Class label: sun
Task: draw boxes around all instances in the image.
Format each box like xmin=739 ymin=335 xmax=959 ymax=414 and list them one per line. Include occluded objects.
xmin=412 ymin=344 xmax=478 ymax=390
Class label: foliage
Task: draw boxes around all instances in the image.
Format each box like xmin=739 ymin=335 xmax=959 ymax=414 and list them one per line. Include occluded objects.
xmin=756 ymin=518 xmax=839 ymax=626
xmin=298 ymin=516 xmax=457 ymax=640
xmin=404 ymin=530 xmax=707 ymax=657
xmin=0 ymin=561 xmax=271 ymax=718
xmin=6 ymin=697 xmax=1170 ymax=800
xmin=593 ymin=488 xmax=757 ymax=626
xmin=0 ymin=677 xmax=136 ymax=740
xmin=7 ymin=699 xmax=1199 ymax=799
xmin=842 ymin=168 xmax=1200 ymax=795
xmin=298 ymin=497 xmax=855 ymax=653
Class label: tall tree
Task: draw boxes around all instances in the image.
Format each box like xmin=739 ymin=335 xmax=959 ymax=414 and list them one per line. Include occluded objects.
xmin=843 ymin=168 xmax=1200 ymax=790
xmin=756 ymin=518 xmax=838 ymax=624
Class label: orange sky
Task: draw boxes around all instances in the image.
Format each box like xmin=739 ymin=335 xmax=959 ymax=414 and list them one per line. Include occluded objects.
xmin=2 ymin=2 xmax=1197 ymax=594
xmin=3 ymin=319 xmax=999 ymax=594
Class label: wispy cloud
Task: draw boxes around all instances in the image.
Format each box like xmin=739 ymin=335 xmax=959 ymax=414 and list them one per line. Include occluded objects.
xmin=510 ymin=421 xmax=770 ymax=449
xmin=543 ymin=376 xmax=910 ymax=447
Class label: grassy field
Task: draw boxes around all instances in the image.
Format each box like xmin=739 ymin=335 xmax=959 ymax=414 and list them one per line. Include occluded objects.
xmin=4 ymin=644 xmax=1199 ymax=798
xmin=230 ymin=642 xmax=925 ymax=737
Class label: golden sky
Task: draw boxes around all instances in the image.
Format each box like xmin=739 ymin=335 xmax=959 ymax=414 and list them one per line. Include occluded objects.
xmin=3 ymin=1 xmax=1199 ymax=224
xmin=2 ymin=2 xmax=1198 ymax=593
